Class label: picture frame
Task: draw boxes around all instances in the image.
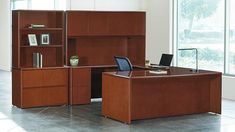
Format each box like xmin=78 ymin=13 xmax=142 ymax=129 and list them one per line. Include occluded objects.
xmin=40 ymin=34 xmax=50 ymax=45
xmin=28 ymin=34 xmax=38 ymax=46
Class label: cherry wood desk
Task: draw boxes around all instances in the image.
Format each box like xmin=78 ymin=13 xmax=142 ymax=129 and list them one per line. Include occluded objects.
xmin=102 ymin=67 xmax=222 ymax=124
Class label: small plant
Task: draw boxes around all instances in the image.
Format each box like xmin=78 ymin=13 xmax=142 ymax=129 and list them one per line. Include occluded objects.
xmin=70 ymin=55 xmax=79 ymax=66
xmin=70 ymin=55 xmax=78 ymax=59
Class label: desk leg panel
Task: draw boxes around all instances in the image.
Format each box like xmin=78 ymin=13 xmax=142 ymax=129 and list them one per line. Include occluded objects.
xmin=210 ymin=73 xmax=222 ymax=114
xmin=102 ymin=74 xmax=131 ymax=123
xmin=70 ymin=68 xmax=91 ymax=105
xmin=131 ymin=76 xmax=213 ymax=120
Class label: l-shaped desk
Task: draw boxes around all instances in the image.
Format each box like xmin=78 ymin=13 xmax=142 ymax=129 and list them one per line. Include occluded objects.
xmin=12 ymin=11 xmax=222 ymax=123
xmin=102 ymin=67 xmax=221 ymax=124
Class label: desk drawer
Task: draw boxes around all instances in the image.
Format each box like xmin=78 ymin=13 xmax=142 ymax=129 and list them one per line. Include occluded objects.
xmin=72 ymin=68 xmax=91 ymax=86
xmin=43 ymin=69 xmax=68 ymax=86
xmin=22 ymin=86 xmax=68 ymax=108
xmin=22 ymin=70 xmax=43 ymax=88
xmin=22 ymin=69 xmax=68 ymax=88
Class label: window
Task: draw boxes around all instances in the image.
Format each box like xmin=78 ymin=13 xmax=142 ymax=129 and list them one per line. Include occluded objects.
xmin=176 ymin=0 xmax=224 ymax=72
xmin=175 ymin=0 xmax=235 ymax=75
xmin=11 ymin=0 xmax=66 ymax=10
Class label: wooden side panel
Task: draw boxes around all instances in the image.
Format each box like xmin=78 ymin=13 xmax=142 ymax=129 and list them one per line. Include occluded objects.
xmin=12 ymin=11 xmax=20 ymax=68
xmin=70 ymin=68 xmax=91 ymax=105
xmin=210 ymin=73 xmax=222 ymax=114
xmin=12 ymin=69 xmax=22 ymax=107
xmin=102 ymin=74 xmax=131 ymax=124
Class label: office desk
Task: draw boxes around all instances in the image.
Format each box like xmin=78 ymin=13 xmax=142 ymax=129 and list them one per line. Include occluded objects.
xmin=102 ymin=67 xmax=222 ymax=124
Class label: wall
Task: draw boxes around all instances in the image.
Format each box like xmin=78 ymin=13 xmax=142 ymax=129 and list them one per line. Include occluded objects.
xmin=145 ymin=0 xmax=172 ymax=64
xmin=223 ymin=76 xmax=235 ymax=100
xmin=67 ymin=0 xmax=146 ymax=11
xmin=0 ymin=0 xmax=11 ymax=71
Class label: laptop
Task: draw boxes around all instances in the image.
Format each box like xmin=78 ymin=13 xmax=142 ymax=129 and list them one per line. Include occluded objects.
xmin=149 ymin=54 xmax=173 ymax=69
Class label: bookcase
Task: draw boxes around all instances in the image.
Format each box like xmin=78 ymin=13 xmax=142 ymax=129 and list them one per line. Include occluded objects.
xmin=12 ymin=10 xmax=65 ymax=68
xmin=12 ymin=10 xmax=68 ymax=108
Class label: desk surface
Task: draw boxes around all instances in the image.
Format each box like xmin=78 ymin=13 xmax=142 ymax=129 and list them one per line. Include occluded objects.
xmin=104 ymin=67 xmax=221 ymax=79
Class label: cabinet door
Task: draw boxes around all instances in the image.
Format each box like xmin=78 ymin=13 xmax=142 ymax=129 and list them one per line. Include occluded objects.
xmin=70 ymin=68 xmax=91 ymax=105
xmin=89 ymin=12 xmax=109 ymax=35
xmin=108 ymin=12 xmax=145 ymax=35
xmin=67 ymin=12 xmax=89 ymax=36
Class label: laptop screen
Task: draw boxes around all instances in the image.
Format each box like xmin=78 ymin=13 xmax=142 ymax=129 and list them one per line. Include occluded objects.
xmin=159 ymin=54 xmax=173 ymax=66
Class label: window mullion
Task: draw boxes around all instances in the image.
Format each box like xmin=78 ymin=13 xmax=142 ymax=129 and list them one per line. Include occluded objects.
xmin=225 ymin=0 xmax=230 ymax=74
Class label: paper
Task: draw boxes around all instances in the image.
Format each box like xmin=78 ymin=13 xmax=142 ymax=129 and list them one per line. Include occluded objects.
xmin=149 ymin=70 xmax=167 ymax=74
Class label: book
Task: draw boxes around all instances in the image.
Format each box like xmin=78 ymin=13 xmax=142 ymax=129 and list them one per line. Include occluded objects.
xmin=33 ymin=53 xmax=43 ymax=68
xmin=29 ymin=24 xmax=45 ymax=28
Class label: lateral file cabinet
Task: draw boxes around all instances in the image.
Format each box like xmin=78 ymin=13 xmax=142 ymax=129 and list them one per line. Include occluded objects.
xmin=12 ymin=68 xmax=68 ymax=108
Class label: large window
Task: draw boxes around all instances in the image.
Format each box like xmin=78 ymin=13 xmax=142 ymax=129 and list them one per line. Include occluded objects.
xmin=175 ymin=0 xmax=235 ymax=75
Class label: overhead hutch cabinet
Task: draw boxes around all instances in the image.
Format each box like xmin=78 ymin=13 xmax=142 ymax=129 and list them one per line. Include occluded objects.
xmin=12 ymin=10 xmax=146 ymax=108
xmin=66 ymin=11 xmax=146 ymax=105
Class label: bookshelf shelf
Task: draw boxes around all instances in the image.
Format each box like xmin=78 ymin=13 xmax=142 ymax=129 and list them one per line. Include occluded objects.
xmin=20 ymin=45 xmax=63 ymax=48
xmin=21 ymin=28 xmax=63 ymax=31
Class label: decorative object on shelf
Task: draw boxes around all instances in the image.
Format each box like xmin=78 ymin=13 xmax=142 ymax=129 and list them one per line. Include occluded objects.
xmin=33 ymin=53 xmax=43 ymax=68
xmin=40 ymin=34 xmax=50 ymax=45
xmin=145 ymin=60 xmax=150 ymax=66
xmin=70 ymin=55 xmax=79 ymax=66
xmin=28 ymin=34 xmax=38 ymax=46
xmin=29 ymin=24 xmax=45 ymax=28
